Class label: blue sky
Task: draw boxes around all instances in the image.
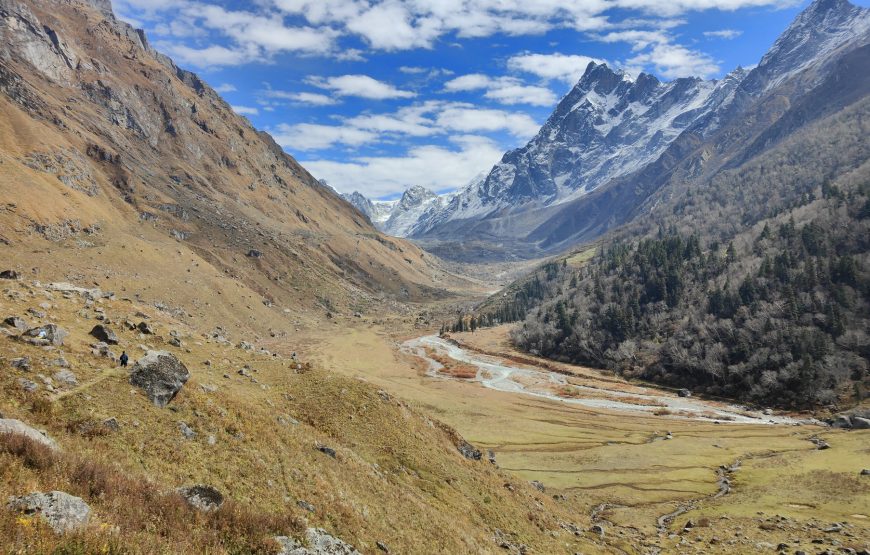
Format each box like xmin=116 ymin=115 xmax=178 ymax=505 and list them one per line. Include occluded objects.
xmin=113 ymin=0 xmax=867 ymax=200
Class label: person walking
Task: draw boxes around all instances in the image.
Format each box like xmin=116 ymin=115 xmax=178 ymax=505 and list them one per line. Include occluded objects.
xmin=119 ymin=351 xmax=129 ymax=368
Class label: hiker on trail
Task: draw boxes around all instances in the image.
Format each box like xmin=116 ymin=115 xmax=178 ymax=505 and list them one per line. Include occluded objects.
xmin=119 ymin=351 xmax=129 ymax=367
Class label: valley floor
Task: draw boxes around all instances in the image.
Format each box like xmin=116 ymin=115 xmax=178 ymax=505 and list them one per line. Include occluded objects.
xmin=306 ymin=323 xmax=870 ymax=554
xmin=1 ymin=274 xmax=867 ymax=554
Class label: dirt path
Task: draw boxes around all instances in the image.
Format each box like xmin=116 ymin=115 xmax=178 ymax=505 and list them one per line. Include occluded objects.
xmin=50 ymin=367 xmax=127 ymax=402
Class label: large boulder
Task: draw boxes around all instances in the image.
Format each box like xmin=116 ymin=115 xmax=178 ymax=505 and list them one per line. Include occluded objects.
xmin=6 ymin=491 xmax=90 ymax=533
xmin=0 ymin=419 xmax=59 ymax=450
xmin=89 ymin=324 xmax=119 ymax=345
xmin=129 ymin=351 xmax=190 ymax=408
xmin=275 ymin=528 xmax=361 ymax=555
xmin=177 ymin=485 xmax=224 ymax=512
xmin=21 ymin=324 xmax=67 ymax=346
xmin=831 ymin=415 xmax=852 ymax=429
xmin=851 ymin=417 xmax=870 ymax=430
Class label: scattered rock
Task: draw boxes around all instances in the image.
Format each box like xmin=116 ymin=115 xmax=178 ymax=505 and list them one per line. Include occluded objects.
xmin=168 ymin=337 xmax=182 ymax=348
xmin=51 ymin=356 xmax=69 ymax=368
xmin=275 ymin=528 xmax=361 ymax=554
xmin=0 ymin=270 xmax=20 ymax=279
xmin=0 ymin=419 xmax=59 ymax=450
xmin=10 ymin=357 xmax=30 ymax=370
xmin=377 ymin=390 xmax=391 ymax=402
xmin=27 ymin=308 xmax=46 ymax=319
xmin=18 ymin=378 xmax=38 ymax=392
xmin=177 ymin=485 xmax=223 ymax=512
xmin=530 ymin=480 xmax=545 ymax=492
xmin=493 ymin=529 xmax=528 ymax=555
xmin=21 ymin=324 xmax=67 ymax=346
xmin=488 ymin=449 xmax=497 ymax=465
xmin=823 ymin=523 xmax=843 ymax=533
xmin=297 ymin=500 xmax=315 ymax=512
xmin=6 ymin=491 xmax=90 ymax=533
xmin=91 ymin=342 xmax=116 ymax=360
xmin=178 ymin=421 xmax=196 ymax=440
xmin=247 ymin=249 xmax=262 ymax=258
xmin=316 ymin=444 xmax=337 ymax=459
xmin=89 ymin=324 xmax=119 ymax=345
xmin=137 ymin=322 xmax=154 ymax=335
xmin=591 ymin=524 xmax=605 ymax=538
xmin=860 ymin=469 xmax=869 ymax=476
xmin=3 ymin=316 xmax=28 ymax=331
xmin=102 ymin=417 xmax=120 ymax=432
xmin=457 ymin=439 xmax=481 ymax=461
xmin=52 ymin=370 xmax=77 ymax=387
xmin=129 ymin=351 xmax=190 ymax=408
xmin=678 ymin=389 xmax=692 ymax=398
xmin=809 ymin=437 xmax=831 ymax=450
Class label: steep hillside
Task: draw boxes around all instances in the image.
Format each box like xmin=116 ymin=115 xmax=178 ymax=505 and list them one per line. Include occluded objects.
xmin=0 ymin=278 xmax=611 ymax=554
xmin=0 ymin=0 xmax=465 ymax=346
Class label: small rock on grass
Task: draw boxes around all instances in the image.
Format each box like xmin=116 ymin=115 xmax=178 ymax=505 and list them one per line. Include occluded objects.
xmin=177 ymin=485 xmax=224 ymax=512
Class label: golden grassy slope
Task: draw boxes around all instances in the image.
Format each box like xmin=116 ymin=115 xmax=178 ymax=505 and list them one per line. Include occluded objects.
xmin=0 ymin=0 xmax=475 ymax=344
xmin=0 ymin=278 xmax=622 ymax=554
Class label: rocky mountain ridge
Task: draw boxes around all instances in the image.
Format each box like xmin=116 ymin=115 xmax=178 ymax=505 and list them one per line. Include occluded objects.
xmin=342 ymin=185 xmax=454 ymax=237
xmin=402 ymin=0 xmax=870 ymax=261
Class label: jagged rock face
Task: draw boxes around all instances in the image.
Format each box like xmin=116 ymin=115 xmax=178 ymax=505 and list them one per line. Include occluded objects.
xmin=7 ymin=491 xmax=90 ymax=533
xmin=742 ymin=0 xmax=870 ymax=94
xmin=342 ymin=191 xmax=378 ymax=222
xmin=343 ymin=186 xmax=449 ymax=237
xmin=0 ymin=0 xmax=76 ymax=85
xmin=129 ymin=350 xmax=190 ymax=408
xmin=415 ymin=63 xmax=744 ymax=239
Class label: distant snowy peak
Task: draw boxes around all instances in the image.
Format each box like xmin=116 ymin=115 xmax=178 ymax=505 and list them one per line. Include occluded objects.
xmin=748 ymin=0 xmax=870 ymax=92
xmin=343 ymin=187 xmax=453 ymax=237
xmin=415 ymin=61 xmax=745 ymax=235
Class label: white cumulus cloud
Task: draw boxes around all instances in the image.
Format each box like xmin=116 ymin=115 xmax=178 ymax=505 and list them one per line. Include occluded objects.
xmin=306 ymin=74 xmax=417 ymax=99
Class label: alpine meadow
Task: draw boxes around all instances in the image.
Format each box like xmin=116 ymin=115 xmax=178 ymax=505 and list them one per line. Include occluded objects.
xmin=0 ymin=0 xmax=868 ymax=554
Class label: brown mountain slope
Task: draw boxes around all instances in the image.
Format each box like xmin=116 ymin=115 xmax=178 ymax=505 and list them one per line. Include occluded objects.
xmin=0 ymin=0 xmax=466 ymax=341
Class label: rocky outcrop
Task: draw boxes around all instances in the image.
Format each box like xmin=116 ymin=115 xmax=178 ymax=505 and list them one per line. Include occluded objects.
xmin=6 ymin=491 xmax=90 ymax=533
xmin=0 ymin=419 xmax=58 ymax=450
xmin=275 ymin=528 xmax=361 ymax=555
xmin=177 ymin=485 xmax=224 ymax=512
xmin=0 ymin=1 xmax=76 ymax=85
xmin=457 ymin=439 xmax=482 ymax=461
xmin=129 ymin=351 xmax=190 ymax=407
